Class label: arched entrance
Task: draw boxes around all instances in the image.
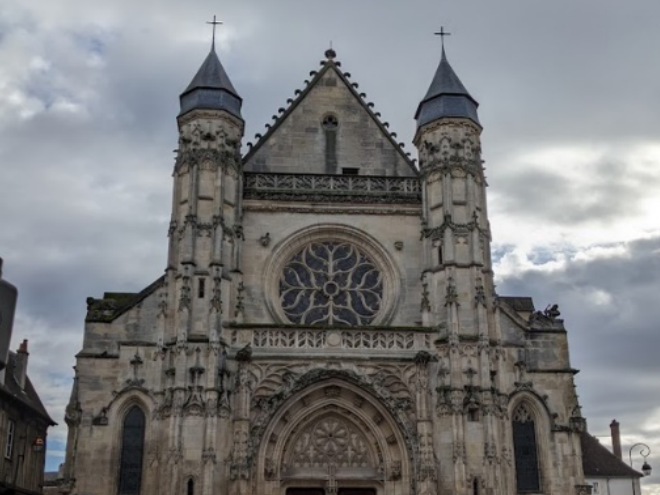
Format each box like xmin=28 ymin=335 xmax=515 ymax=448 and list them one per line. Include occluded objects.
xmin=254 ymin=376 xmax=414 ymax=495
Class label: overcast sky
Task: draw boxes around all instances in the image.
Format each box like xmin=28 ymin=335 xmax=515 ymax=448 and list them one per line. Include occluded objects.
xmin=1 ymin=0 xmax=659 ymax=491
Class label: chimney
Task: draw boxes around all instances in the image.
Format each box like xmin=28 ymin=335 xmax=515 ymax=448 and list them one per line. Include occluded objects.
xmin=14 ymin=339 xmax=29 ymax=390
xmin=610 ymin=419 xmax=622 ymax=459
xmin=0 ymin=258 xmax=18 ymax=372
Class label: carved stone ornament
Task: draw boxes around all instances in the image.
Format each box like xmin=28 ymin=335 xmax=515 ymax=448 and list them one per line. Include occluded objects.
xmin=444 ymin=277 xmax=459 ymax=306
xmin=259 ymin=232 xmax=271 ymax=247
xmin=290 ymin=417 xmax=373 ymax=468
xmin=247 ymin=368 xmax=419 ymax=474
xmin=420 ymin=282 xmax=431 ymax=313
xmin=422 ymin=212 xmax=486 ymax=242
xmin=243 ymin=173 xmax=421 ymax=204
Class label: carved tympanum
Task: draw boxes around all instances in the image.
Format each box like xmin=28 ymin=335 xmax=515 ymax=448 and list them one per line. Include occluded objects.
xmin=290 ymin=417 xmax=373 ymax=468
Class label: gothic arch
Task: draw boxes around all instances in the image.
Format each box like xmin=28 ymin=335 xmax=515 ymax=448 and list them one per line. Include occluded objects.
xmin=106 ymin=392 xmax=154 ymax=495
xmin=507 ymin=392 xmax=552 ymax=494
xmin=253 ymin=371 xmax=416 ymax=494
xmin=263 ymin=223 xmax=403 ymax=326
xmin=116 ymin=404 xmax=147 ymax=495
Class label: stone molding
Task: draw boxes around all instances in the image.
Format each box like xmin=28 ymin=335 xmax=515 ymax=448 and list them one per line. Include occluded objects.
xmin=232 ymin=327 xmax=434 ymax=352
xmin=243 ymin=202 xmax=422 ymax=215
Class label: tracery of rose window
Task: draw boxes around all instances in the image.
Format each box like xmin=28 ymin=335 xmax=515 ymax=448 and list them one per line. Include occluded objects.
xmin=279 ymin=241 xmax=383 ymax=325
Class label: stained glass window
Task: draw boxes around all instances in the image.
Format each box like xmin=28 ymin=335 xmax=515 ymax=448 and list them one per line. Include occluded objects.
xmin=512 ymin=404 xmax=540 ymax=493
xmin=118 ymin=406 xmax=145 ymax=495
xmin=279 ymin=241 xmax=383 ymax=326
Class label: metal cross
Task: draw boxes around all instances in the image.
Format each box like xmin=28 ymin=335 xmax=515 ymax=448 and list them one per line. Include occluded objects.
xmin=434 ymin=26 xmax=451 ymax=49
xmin=206 ymin=15 xmax=223 ymax=49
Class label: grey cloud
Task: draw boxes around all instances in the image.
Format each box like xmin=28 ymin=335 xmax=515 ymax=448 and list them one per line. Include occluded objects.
xmin=491 ymin=156 xmax=660 ymax=227
xmin=496 ymin=235 xmax=660 ymax=467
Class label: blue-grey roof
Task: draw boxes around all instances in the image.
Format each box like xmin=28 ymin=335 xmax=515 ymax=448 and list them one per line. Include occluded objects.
xmin=415 ymin=47 xmax=479 ymax=128
xmin=179 ymin=49 xmax=242 ymax=119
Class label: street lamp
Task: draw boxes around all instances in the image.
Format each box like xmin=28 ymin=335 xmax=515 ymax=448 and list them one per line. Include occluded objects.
xmin=629 ymin=443 xmax=652 ymax=495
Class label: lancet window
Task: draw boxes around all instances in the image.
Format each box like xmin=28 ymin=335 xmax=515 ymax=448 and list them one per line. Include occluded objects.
xmin=512 ymin=403 xmax=541 ymax=493
xmin=117 ymin=406 xmax=146 ymax=495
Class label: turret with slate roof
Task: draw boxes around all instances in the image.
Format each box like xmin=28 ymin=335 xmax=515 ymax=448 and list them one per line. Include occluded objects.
xmin=415 ymin=39 xmax=479 ymax=129
xmin=414 ymin=29 xmax=493 ymax=333
xmin=179 ymin=18 xmax=242 ymax=119
xmin=168 ymin=17 xmax=245 ymax=361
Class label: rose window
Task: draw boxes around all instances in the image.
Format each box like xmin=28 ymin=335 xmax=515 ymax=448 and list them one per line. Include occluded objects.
xmin=279 ymin=241 xmax=383 ymax=325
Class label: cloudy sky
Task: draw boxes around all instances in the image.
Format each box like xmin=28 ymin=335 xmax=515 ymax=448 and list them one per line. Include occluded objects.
xmin=1 ymin=0 xmax=659 ymax=491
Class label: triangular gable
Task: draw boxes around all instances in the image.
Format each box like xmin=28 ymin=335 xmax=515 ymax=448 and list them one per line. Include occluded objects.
xmin=244 ymin=56 xmax=417 ymax=177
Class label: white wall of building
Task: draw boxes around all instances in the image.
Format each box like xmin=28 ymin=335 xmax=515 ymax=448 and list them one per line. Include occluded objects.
xmin=587 ymin=477 xmax=642 ymax=495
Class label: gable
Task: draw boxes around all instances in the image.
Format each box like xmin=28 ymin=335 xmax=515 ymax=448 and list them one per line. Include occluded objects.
xmin=244 ymin=62 xmax=416 ymax=177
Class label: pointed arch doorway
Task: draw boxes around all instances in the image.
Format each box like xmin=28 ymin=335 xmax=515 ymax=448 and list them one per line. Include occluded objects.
xmin=254 ymin=374 xmax=415 ymax=495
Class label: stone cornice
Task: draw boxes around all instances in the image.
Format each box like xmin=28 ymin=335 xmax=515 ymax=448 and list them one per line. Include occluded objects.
xmin=243 ymin=201 xmax=421 ymax=216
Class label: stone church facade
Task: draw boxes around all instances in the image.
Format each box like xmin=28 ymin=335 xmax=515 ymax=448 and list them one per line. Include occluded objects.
xmin=57 ymin=40 xmax=593 ymax=495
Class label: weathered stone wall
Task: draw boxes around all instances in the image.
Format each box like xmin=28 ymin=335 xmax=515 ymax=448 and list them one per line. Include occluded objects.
xmin=240 ymin=203 xmax=423 ymax=326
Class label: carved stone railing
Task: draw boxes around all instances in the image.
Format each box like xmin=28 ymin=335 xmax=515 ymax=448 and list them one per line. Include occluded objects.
xmin=231 ymin=326 xmax=434 ymax=352
xmin=243 ymin=173 xmax=422 ymax=204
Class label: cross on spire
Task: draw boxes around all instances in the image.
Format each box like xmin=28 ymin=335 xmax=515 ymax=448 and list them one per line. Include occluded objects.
xmin=434 ymin=26 xmax=451 ymax=50
xmin=206 ymin=15 xmax=223 ymax=50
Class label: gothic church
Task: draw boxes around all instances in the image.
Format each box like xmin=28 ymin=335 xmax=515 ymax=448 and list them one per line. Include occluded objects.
xmin=57 ymin=35 xmax=593 ymax=495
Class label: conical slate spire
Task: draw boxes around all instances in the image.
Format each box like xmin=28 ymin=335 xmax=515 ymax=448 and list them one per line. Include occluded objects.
xmin=415 ymin=47 xmax=479 ymax=128
xmin=179 ymin=48 xmax=242 ymax=119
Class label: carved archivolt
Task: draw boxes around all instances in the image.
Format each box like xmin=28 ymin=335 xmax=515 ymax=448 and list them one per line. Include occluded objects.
xmin=252 ymin=371 xmax=416 ymax=489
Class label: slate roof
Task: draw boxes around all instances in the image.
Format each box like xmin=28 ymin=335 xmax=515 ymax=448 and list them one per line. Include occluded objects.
xmin=242 ymin=49 xmax=417 ymax=174
xmin=415 ymin=47 xmax=480 ymax=128
xmin=0 ymin=351 xmax=56 ymax=425
xmin=498 ymin=296 xmax=535 ymax=313
xmin=581 ymin=431 xmax=642 ymax=478
xmin=179 ymin=48 xmax=242 ymax=119
xmin=85 ymin=275 xmax=165 ymax=323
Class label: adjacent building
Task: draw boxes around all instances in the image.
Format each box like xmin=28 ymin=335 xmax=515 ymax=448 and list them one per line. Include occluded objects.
xmin=0 ymin=339 xmax=56 ymax=495
xmin=582 ymin=421 xmax=645 ymax=495
xmin=54 ymin=38 xmax=597 ymax=495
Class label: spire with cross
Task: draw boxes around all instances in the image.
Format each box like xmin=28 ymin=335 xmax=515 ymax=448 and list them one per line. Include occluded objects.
xmin=206 ymin=15 xmax=223 ymax=50
xmin=415 ymin=24 xmax=480 ymax=127
xmin=179 ymin=14 xmax=242 ymax=118
xmin=434 ymin=26 xmax=451 ymax=54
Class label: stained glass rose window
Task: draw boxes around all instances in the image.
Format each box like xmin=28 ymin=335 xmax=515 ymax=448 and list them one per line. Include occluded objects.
xmin=279 ymin=241 xmax=383 ymax=325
